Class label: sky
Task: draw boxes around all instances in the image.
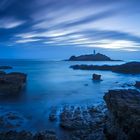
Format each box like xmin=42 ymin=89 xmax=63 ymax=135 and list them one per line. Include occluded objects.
xmin=0 ymin=0 xmax=140 ymax=60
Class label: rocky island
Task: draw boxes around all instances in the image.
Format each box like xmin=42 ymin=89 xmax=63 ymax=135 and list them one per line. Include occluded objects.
xmin=70 ymin=62 xmax=140 ymax=74
xmin=0 ymin=70 xmax=27 ymax=96
xmin=67 ymin=51 xmax=121 ymax=61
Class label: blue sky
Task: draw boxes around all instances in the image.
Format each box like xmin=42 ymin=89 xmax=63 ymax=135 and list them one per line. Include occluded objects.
xmin=0 ymin=0 xmax=140 ymax=60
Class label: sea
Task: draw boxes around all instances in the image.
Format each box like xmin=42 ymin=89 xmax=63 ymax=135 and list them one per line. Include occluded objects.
xmin=0 ymin=59 xmax=140 ymax=134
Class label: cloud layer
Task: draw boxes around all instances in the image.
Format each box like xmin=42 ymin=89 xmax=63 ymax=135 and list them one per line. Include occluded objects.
xmin=0 ymin=0 xmax=140 ymax=52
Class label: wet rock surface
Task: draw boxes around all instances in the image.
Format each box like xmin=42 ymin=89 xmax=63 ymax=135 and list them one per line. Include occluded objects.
xmin=104 ymin=89 xmax=140 ymax=140
xmin=1 ymin=86 xmax=140 ymax=140
xmin=49 ymin=107 xmax=57 ymax=121
xmin=1 ymin=88 xmax=140 ymax=140
xmin=92 ymin=74 xmax=101 ymax=80
xmin=0 ymin=72 xmax=27 ymax=96
xmin=70 ymin=64 xmax=113 ymax=71
xmin=0 ymin=111 xmax=27 ymax=130
xmin=0 ymin=104 xmax=107 ymax=140
xmin=70 ymin=62 xmax=140 ymax=74
xmin=0 ymin=71 xmax=6 ymax=76
xmin=0 ymin=130 xmax=58 ymax=140
xmin=59 ymin=105 xmax=107 ymax=140
xmin=135 ymin=81 xmax=140 ymax=88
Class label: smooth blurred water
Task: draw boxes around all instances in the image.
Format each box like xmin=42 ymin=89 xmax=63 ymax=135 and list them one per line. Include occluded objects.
xmin=0 ymin=59 xmax=140 ymax=132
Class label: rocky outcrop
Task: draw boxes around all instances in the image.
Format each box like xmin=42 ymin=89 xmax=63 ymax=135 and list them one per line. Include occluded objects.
xmin=135 ymin=81 xmax=140 ymax=88
xmin=0 ymin=72 xmax=27 ymax=96
xmin=0 ymin=111 xmax=27 ymax=129
xmin=0 ymin=130 xmax=57 ymax=140
xmin=104 ymin=89 xmax=140 ymax=140
xmin=70 ymin=62 xmax=140 ymax=74
xmin=70 ymin=64 xmax=113 ymax=70
xmin=59 ymin=105 xmax=107 ymax=139
xmin=112 ymin=62 xmax=140 ymax=74
xmin=67 ymin=53 xmax=118 ymax=61
xmin=92 ymin=74 xmax=101 ymax=80
xmin=49 ymin=107 xmax=57 ymax=121
xmin=0 ymin=71 xmax=6 ymax=75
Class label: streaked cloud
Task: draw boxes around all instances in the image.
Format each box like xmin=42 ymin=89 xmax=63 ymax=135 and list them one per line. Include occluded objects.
xmin=15 ymin=38 xmax=41 ymax=44
xmin=0 ymin=17 xmax=25 ymax=29
xmin=0 ymin=0 xmax=140 ymax=53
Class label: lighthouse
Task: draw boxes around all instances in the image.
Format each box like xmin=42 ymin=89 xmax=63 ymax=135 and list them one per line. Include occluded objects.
xmin=93 ymin=50 xmax=96 ymax=55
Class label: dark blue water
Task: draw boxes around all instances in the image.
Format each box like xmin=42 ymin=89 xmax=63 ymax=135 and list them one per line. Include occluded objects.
xmin=0 ymin=59 xmax=140 ymax=132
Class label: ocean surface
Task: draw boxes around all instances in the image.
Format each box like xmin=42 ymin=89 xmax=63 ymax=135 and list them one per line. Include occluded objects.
xmin=0 ymin=59 xmax=140 ymax=133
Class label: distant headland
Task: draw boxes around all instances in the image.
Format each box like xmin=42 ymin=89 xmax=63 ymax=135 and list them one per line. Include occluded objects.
xmin=67 ymin=50 xmax=121 ymax=61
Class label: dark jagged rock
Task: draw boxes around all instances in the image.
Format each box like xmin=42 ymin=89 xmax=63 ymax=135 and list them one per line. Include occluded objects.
xmin=135 ymin=81 xmax=140 ymax=88
xmin=4 ymin=72 xmax=27 ymax=83
xmin=49 ymin=107 xmax=57 ymax=121
xmin=0 ymin=111 xmax=27 ymax=129
xmin=92 ymin=74 xmax=101 ymax=80
xmin=59 ymin=105 xmax=107 ymax=139
xmin=0 ymin=130 xmax=57 ymax=140
xmin=0 ymin=66 xmax=12 ymax=69
xmin=33 ymin=130 xmax=57 ymax=140
xmin=0 ymin=71 xmax=6 ymax=76
xmin=104 ymin=89 xmax=140 ymax=140
xmin=67 ymin=53 xmax=119 ymax=61
xmin=112 ymin=62 xmax=140 ymax=74
xmin=70 ymin=62 xmax=140 ymax=74
xmin=0 ymin=72 xmax=27 ymax=96
xmin=70 ymin=64 xmax=113 ymax=70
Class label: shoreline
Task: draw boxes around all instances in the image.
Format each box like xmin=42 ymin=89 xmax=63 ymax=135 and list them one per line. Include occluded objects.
xmin=0 ymin=61 xmax=140 ymax=139
xmin=0 ymin=88 xmax=140 ymax=140
xmin=0 ymin=103 xmax=107 ymax=140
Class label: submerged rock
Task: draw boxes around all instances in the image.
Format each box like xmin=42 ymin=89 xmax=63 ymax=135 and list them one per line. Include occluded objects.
xmin=0 ymin=72 xmax=27 ymax=96
xmin=70 ymin=62 xmax=140 ymax=74
xmin=135 ymin=81 xmax=140 ymax=88
xmin=104 ymin=89 xmax=140 ymax=140
xmin=49 ymin=107 xmax=57 ymax=121
xmin=0 ymin=111 xmax=27 ymax=129
xmin=92 ymin=74 xmax=101 ymax=80
xmin=84 ymin=83 xmax=88 ymax=86
xmin=0 ymin=66 xmax=12 ymax=70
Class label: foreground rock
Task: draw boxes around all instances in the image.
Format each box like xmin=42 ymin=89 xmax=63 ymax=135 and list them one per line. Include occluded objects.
xmin=70 ymin=62 xmax=140 ymax=74
xmin=0 ymin=71 xmax=6 ymax=76
xmin=0 ymin=130 xmax=57 ymax=140
xmin=0 ymin=72 xmax=27 ymax=96
xmin=67 ymin=53 xmax=120 ymax=61
xmin=92 ymin=74 xmax=101 ymax=80
xmin=104 ymin=89 xmax=140 ymax=140
xmin=0 ymin=111 xmax=27 ymax=129
xmin=49 ymin=107 xmax=57 ymax=121
xmin=134 ymin=81 xmax=140 ymax=88
xmin=60 ymin=105 xmax=107 ymax=139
